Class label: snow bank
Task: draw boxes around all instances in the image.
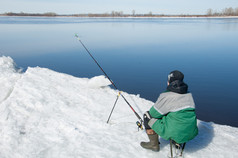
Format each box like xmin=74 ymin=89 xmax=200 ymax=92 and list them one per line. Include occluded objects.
xmin=0 ymin=56 xmax=237 ymax=158
xmin=0 ymin=56 xmax=22 ymax=103
xmin=87 ymin=75 xmax=111 ymax=88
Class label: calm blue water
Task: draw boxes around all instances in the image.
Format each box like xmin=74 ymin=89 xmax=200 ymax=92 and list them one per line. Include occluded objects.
xmin=1 ymin=16 xmax=238 ymax=127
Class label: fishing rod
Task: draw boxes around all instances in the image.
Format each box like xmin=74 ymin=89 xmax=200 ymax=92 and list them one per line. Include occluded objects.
xmin=75 ymin=34 xmax=143 ymax=129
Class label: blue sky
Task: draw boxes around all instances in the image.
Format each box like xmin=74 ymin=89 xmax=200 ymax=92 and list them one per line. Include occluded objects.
xmin=1 ymin=0 xmax=238 ymax=15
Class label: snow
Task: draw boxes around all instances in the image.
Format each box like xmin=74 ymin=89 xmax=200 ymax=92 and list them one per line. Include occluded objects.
xmin=0 ymin=56 xmax=238 ymax=158
xmin=87 ymin=75 xmax=111 ymax=89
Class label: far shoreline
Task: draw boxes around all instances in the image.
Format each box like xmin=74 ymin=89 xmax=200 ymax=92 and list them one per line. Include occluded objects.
xmin=1 ymin=12 xmax=238 ymax=18
xmin=1 ymin=14 xmax=238 ymax=19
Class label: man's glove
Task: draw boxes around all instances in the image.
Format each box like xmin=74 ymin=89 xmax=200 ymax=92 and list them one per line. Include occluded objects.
xmin=143 ymin=111 xmax=152 ymax=129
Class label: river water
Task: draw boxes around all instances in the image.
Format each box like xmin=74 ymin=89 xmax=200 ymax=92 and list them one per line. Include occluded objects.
xmin=0 ymin=16 xmax=238 ymax=127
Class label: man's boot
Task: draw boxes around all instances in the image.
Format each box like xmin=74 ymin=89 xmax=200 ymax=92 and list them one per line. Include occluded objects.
xmin=140 ymin=133 xmax=160 ymax=151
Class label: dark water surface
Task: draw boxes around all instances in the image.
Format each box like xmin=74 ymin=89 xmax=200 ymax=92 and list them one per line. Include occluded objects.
xmin=1 ymin=16 xmax=238 ymax=127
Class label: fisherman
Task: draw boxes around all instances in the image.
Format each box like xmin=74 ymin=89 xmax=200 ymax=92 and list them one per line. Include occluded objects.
xmin=140 ymin=70 xmax=198 ymax=151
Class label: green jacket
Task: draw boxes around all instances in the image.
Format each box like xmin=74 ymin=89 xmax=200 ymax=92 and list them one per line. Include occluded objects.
xmin=148 ymin=91 xmax=198 ymax=144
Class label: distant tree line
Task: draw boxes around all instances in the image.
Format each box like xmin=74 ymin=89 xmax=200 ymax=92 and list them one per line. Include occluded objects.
xmin=81 ymin=11 xmax=156 ymax=17
xmin=1 ymin=8 xmax=238 ymax=17
xmin=0 ymin=10 xmax=201 ymax=17
xmin=2 ymin=11 xmax=156 ymax=17
xmin=3 ymin=12 xmax=57 ymax=17
xmin=207 ymin=7 xmax=238 ymax=16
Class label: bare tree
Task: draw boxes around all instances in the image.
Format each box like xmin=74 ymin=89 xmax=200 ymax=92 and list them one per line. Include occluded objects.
xmin=111 ymin=11 xmax=115 ymax=16
xmin=207 ymin=8 xmax=213 ymax=16
xmin=119 ymin=11 xmax=123 ymax=16
xmin=235 ymin=7 xmax=238 ymax=15
xmin=223 ymin=7 xmax=234 ymax=16
xmin=132 ymin=10 xmax=135 ymax=16
xmin=111 ymin=11 xmax=123 ymax=17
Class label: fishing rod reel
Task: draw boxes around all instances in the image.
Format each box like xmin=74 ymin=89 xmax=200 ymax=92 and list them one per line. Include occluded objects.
xmin=136 ymin=120 xmax=144 ymax=130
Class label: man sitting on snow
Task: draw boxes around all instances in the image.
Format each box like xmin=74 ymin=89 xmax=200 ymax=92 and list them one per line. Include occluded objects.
xmin=140 ymin=70 xmax=198 ymax=151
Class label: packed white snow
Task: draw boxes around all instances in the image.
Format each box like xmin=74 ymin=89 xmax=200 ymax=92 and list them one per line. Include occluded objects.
xmin=87 ymin=75 xmax=111 ymax=89
xmin=0 ymin=56 xmax=238 ymax=158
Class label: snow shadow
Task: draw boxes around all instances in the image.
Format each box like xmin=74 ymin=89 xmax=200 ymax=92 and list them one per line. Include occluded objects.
xmin=185 ymin=121 xmax=214 ymax=153
xmin=158 ymin=121 xmax=214 ymax=153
